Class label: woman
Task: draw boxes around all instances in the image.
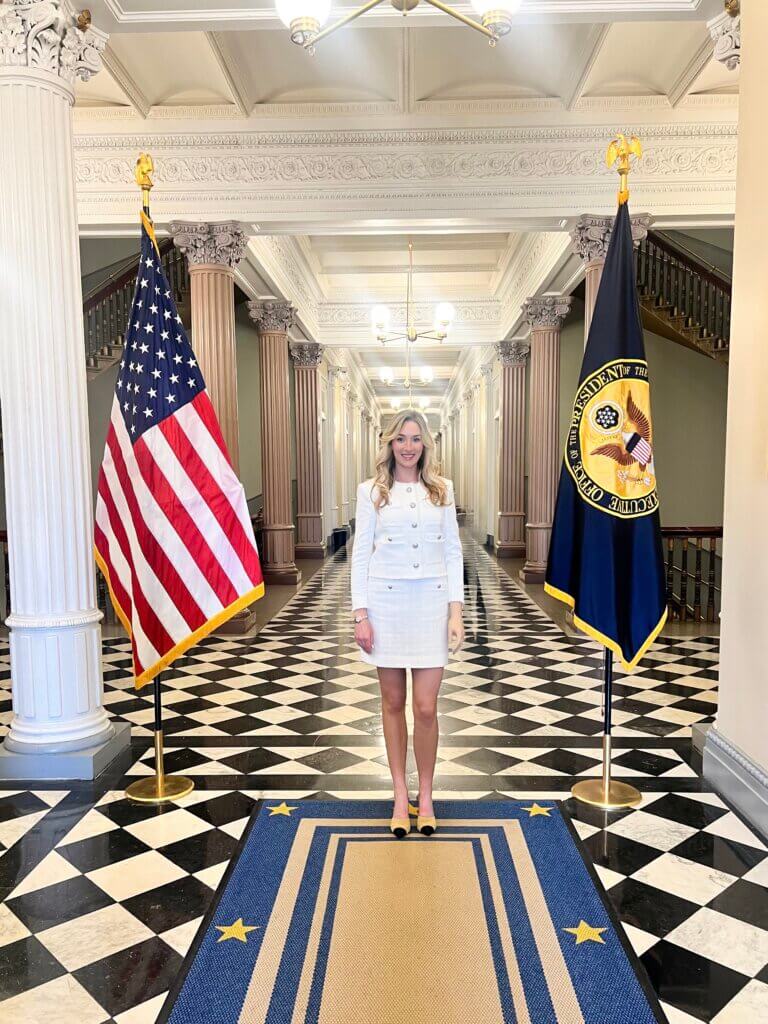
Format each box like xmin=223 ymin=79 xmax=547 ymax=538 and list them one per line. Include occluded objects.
xmin=351 ymin=409 xmax=464 ymax=838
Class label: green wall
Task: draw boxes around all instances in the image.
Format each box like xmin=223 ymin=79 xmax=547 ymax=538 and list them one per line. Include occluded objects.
xmin=558 ymin=304 xmax=728 ymax=527
xmin=234 ymin=305 xmax=264 ymax=504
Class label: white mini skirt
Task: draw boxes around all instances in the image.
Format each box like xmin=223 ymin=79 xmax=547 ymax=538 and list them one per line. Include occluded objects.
xmin=359 ymin=576 xmax=450 ymax=669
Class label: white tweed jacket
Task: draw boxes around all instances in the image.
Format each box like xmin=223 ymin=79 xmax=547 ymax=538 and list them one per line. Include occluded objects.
xmin=350 ymin=477 xmax=464 ymax=609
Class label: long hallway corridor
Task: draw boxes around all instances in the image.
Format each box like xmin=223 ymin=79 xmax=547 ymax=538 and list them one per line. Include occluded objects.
xmin=0 ymin=539 xmax=765 ymax=1023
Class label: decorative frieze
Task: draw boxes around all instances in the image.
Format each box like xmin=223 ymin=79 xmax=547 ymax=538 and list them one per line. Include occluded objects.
xmin=0 ymin=0 xmax=106 ymax=84
xmin=169 ymin=220 xmax=248 ymax=268
xmin=247 ymin=299 xmax=295 ymax=334
xmin=523 ymin=295 xmax=573 ymax=331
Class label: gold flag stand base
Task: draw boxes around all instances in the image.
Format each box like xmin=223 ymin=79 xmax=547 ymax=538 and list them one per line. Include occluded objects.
xmin=571 ymin=778 xmax=642 ymax=810
xmin=126 ymin=728 xmax=194 ymax=804
xmin=572 ymin=733 xmax=641 ymax=810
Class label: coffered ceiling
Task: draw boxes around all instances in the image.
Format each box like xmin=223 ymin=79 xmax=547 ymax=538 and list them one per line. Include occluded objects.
xmin=79 ymin=2 xmax=734 ymax=116
xmin=75 ymin=0 xmax=738 ymax=415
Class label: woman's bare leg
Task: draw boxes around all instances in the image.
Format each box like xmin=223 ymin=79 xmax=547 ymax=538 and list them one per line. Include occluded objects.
xmin=377 ymin=668 xmax=409 ymax=816
xmin=412 ymin=666 xmax=443 ymax=816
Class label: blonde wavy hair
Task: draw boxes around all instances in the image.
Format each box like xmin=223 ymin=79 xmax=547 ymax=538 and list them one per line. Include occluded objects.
xmin=371 ymin=409 xmax=448 ymax=509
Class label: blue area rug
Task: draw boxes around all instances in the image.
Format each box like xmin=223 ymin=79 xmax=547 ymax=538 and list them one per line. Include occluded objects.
xmin=160 ymin=800 xmax=665 ymax=1024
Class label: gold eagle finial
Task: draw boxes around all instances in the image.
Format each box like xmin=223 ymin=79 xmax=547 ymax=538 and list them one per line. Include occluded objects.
xmin=135 ymin=153 xmax=154 ymax=210
xmin=606 ymin=134 xmax=642 ymax=205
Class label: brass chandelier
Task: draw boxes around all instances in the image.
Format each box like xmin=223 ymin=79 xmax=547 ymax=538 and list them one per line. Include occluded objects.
xmin=275 ymin=0 xmax=522 ymax=53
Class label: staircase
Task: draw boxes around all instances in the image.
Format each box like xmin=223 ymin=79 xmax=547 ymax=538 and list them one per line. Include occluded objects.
xmin=82 ymin=240 xmax=190 ymax=381
xmin=636 ymin=231 xmax=731 ymax=362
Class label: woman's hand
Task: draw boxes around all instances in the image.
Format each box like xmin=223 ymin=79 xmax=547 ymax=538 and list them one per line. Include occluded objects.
xmin=448 ymin=607 xmax=464 ymax=654
xmin=354 ymin=617 xmax=374 ymax=655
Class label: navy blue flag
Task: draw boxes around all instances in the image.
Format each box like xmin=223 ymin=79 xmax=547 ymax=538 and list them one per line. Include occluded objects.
xmin=545 ymin=202 xmax=667 ymax=670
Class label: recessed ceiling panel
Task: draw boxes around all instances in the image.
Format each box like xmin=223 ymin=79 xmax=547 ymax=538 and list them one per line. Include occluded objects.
xmin=583 ymin=21 xmax=709 ymax=97
xmin=108 ymin=31 xmax=234 ymax=105
xmin=413 ymin=21 xmax=596 ymax=101
xmin=75 ymin=72 xmax=133 ymax=108
xmin=226 ymin=25 xmax=400 ymax=104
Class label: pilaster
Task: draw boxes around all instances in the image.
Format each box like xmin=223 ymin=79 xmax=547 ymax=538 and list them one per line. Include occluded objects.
xmin=290 ymin=342 xmax=326 ymax=558
xmin=520 ymin=296 xmax=572 ymax=584
xmin=247 ymin=300 xmax=301 ymax=585
xmin=495 ymin=341 xmax=530 ymax=558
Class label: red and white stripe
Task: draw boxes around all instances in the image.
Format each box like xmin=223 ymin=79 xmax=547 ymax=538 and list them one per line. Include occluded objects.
xmin=94 ymin=391 xmax=263 ymax=686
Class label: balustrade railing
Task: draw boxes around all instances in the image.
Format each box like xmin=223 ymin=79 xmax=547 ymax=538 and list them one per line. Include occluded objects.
xmin=636 ymin=231 xmax=732 ymax=355
xmin=82 ymin=239 xmax=187 ymax=369
xmin=661 ymin=527 xmax=722 ymax=623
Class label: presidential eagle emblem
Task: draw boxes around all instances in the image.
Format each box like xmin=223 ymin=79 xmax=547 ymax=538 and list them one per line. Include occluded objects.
xmin=590 ymin=391 xmax=654 ymax=485
xmin=566 ymin=359 xmax=659 ymax=519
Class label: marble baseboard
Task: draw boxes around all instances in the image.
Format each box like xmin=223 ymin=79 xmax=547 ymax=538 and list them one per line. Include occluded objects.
xmin=703 ymin=727 xmax=768 ymax=842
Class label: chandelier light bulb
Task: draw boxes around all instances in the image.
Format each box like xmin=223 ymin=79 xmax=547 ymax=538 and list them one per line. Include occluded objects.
xmin=468 ymin=0 xmax=519 ymax=37
xmin=371 ymin=305 xmax=391 ymax=335
xmin=434 ymin=302 xmax=455 ymax=337
xmin=419 ymin=396 xmax=430 ymax=410
xmin=391 ymin=397 xmax=401 ymax=411
xmin=379 ymin=367 xmax=395 ymax=385
xmin=418 ymin=365 xmax=434 ymax=384
xmin=274 ymin=0 xmax=331 ymax=43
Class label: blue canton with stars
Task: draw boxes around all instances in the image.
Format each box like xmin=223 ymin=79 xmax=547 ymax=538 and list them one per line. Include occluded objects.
xmin=117 ymin=220 xmax=205 ymax=441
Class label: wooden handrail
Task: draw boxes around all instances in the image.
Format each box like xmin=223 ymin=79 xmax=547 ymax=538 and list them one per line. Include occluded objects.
xmin=83 ymin=237 xmax=174 ymax=314
xmin=661 ymin=526 xmax=723 ymax=539
xmin=647 ymin=231 xmax=731 ymax=294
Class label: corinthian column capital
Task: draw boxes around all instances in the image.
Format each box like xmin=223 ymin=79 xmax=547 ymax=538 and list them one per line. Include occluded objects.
xmin=289 ymin=341 xmax=323 ymax=367
xmin=571 ymin=215 xmax=614 ymax=265
xmin=523 ymin=295 xmax=572 ymax=331
xmin=495 ymin=340 xmax=530 ymax=366
xmin=708 ymin=6 xmax=740 ymax=70
xmin=248 ymin=299 xmax=295 ymax=334
xmin=571 ymin=213 xmax=653 ymax=266
xmin=0 ymin=1 xmax=107 ymax=84
xmin=169 ymin=220 xmax=248 ymax=269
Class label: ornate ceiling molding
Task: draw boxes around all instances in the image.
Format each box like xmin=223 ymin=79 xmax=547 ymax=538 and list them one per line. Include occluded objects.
xmin=73 ymin=119 xmax=737 ymax=233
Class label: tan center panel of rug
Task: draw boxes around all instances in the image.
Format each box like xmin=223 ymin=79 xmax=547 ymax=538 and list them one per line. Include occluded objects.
xmin=319 ymin=840 xmax=505 ymax=1023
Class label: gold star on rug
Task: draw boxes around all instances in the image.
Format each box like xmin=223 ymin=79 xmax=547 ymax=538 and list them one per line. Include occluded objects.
xmin=563 ymin=920 xmax=607 ymax=945
xmin=521 ymin=803 xmax=552 ymax=817
xmin=267 ymin=801 xmax=298 ymax=817
xmin=215 ymin=918 xmax=260 ymax=943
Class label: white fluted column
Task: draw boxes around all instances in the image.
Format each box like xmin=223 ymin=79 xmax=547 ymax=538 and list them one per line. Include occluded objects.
xmin=169 ymin=220 xmax=248 ymax=473
xmin=0 ymin=3 xmax=127 ymax=773
xmin=520 ymin=296 xmax=572 ymax=583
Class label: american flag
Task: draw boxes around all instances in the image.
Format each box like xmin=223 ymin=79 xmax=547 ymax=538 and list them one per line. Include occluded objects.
xmin=94 ymin=212 xmax=264 ymax=688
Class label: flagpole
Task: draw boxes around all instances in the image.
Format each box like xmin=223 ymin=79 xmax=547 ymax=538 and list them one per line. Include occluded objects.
xmin=571 ymin=647 xmax=641 ymax=809
xmin=125 ymin=152 xmax=194 ymax=805
xmin=571 ymin=133 xmax=645 ymax=811
xmin=126 ymin=674 xmax=194 ymax=803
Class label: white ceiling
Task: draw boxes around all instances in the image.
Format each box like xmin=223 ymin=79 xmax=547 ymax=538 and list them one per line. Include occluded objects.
xmin=76 ymin=0 xmax=738 ymax=413
xmin=77 ymin=3 xmax=736 ymax=114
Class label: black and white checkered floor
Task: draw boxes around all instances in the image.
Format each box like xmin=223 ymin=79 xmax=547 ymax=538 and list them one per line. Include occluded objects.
xmin=0 ymin=541 xmax=765 ymax=1023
